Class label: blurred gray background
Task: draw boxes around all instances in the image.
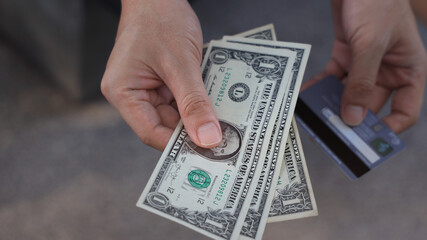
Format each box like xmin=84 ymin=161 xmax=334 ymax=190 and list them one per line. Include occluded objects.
xmin=1 ymin=1 xmax=426 ymax=239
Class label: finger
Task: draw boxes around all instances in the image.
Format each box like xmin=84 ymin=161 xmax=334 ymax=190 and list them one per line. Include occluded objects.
xmin=302 ymin=39 xmax=350 ymax=91
xmin=157 ymin=57 xmax=222 ymax=148
xmin=171 ymin=100 xmax=178 ymax=111
xmin=118 ymin=98 xmax=174 ymax=151
xmin=157 ymin=85 xmax=175 ymax=104
xmin=368 ymin=85 xmax=392 ymax=113
xmin=101 ymin=55 xmax=172 ymax=150
xmin=341 ymin=46 xmax=385 ymax=126
xmin=157 ymin=104 xmax=180 ymax=129
xmin=330 ymin=0 xmax=345 ymax=41
xmin=302 ymin=58 xmax=346 ymax=91
xmin=383 ymin=81 xmax=425 ymax=133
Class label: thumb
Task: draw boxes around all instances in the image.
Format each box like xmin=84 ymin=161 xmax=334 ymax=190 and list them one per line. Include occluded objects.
xmin=161 ymin=59 xmax=222 ymax=148
xmin=341 ymin=47 xmax=384 ymax=126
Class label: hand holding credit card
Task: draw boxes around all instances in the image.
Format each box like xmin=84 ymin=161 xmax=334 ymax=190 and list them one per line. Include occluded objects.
xmin=295 ymin=76 xmax=405 ymax=180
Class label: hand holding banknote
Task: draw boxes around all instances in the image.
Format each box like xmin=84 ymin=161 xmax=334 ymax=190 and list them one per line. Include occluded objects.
xmin=101 ymin=0 xmax=222 ymax=150
xmin=305 ymin=0 xmax=427 ymax=133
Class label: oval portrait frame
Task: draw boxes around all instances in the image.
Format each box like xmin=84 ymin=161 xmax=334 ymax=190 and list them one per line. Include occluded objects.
xmin=186 ymin=120 xmax=242 ymax=161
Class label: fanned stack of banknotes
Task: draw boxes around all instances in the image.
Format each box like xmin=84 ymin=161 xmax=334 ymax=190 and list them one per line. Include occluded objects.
xmin=137 ymin=24 xmax=318 ymax=240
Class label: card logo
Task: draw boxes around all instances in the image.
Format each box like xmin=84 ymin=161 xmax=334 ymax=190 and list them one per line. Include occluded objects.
xmin=370 ymin=138 xmax=393 ymax=157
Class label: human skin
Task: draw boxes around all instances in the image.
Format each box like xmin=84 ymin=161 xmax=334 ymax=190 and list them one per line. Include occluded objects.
xmin=101 ymin=0 xmax=222 ymax=151
xmin=102 ymin=0 xmax=427 ymax=151
xmin=411 ymin=0 xmax=427 ymax=24
xmin=304 ymin=0 xmax=427 ymax=133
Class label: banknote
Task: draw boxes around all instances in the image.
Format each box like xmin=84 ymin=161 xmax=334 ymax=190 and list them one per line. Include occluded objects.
xmin=268 ymin=119 xmax=318 ymax=222
xmin=202 ymin=24 xmax=276 ymax=58
xmin=137 ymin=41 xmax=296 ymax=240
xmin=222 ymin=36 xmax=314 ymax=239
xmin=234 ymin=23 xmax=277 ymax=40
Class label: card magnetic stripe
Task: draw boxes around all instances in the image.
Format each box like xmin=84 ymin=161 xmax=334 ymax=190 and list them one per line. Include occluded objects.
xmin=295 ymin=98 xmax=370 ymax=177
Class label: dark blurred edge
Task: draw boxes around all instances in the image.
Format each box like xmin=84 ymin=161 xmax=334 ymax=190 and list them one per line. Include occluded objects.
xmin=0 ymin=0 xmax=120 ymax=101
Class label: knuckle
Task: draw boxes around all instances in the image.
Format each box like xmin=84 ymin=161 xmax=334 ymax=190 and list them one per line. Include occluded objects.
xmin=100 ymin=77 xmax=130 ymax=105
xmin=137 ymin=125 xmax=156 ymax=147
xmin=349 ymin=25 xmax=387 ymax=53
xmin=407 ymin=112 xmax=420 ymax=127
xmin=348 ymin=78 xmax=375 ymax=99
xmin=413 ymin=66 xmax=427 ymax=85
xmin=180 ymin=92 xmax=210 ymax=118
xmin=139 ymin=133 xmax=154 ymax=147
xmin=100 ymin=71 xmax=122 ymax=102
xmin=138 ymin=128 xmax=165 ymax=150
xmin=395 ymin=117 xmax=414 ymax=133
xmin=100 ymin=78 xmax=110 ymax=98
xmin=353 ymin=37 xmax=381 ymax=53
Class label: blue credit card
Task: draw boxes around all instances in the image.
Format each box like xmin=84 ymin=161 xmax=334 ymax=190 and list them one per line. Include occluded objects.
xmin=295 ymin=76 xmax=405 ymax=180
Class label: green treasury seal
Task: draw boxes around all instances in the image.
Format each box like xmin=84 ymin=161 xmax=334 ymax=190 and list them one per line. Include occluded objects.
xmin=187 ymin=169 xmax=211 ymax=189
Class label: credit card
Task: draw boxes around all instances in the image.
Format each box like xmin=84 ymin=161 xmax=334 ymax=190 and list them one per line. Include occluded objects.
xmin=295 ymin=76 xmax=405 ymax=180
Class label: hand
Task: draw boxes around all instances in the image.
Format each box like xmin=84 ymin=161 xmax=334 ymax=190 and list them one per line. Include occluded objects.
xmin=304 ymin=0 xmax=427 ymax=133
xmin=101 ymin=0 xmax=222 ymax=150
xmin=411 ymin=0 xmax=427 ymax=24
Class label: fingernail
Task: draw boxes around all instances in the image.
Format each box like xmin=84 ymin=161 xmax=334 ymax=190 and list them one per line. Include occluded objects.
xmin=197 ymin=122 xmax=222 ymax=146
xmin=343 ymin=105 xmax=364 ymax=126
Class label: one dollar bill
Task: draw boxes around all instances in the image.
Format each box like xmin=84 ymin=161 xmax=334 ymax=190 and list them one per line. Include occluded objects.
xmin=137 ymin=40 xmax=296 ymax=240
xmin=268 ymin=119 xmax=318 ymax=222
xmin=202 ymin=23 xmax=277 ymax=57
xmin=222 ymin=36 xmax=316 ymax=239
